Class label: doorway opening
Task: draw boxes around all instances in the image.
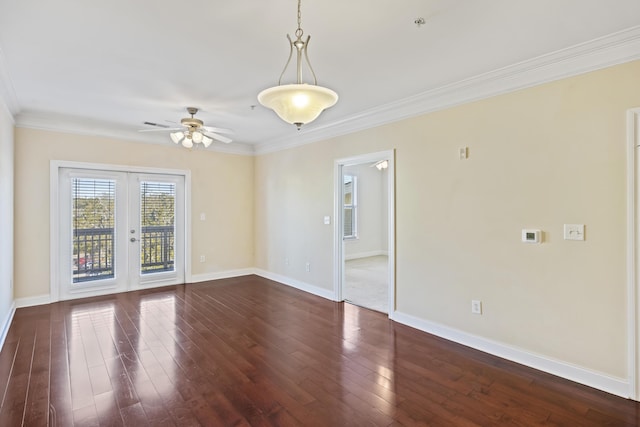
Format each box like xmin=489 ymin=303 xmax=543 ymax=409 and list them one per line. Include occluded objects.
xmin=334 ymin=150 xmax=395 ymax=316
xmin=51 ymin=162 xmax=190 ymax=302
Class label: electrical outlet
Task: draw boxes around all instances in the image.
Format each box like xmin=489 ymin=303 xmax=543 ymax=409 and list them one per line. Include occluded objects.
xmin=305 ymin=262 xmax=311 ymax=272
xmin=471 ymin=300 xmax=482 ymax=315
xmin=285 ymin=257 xmax=290 ymax=266
xmin=199 ymin=255 xmax=205 ymax=263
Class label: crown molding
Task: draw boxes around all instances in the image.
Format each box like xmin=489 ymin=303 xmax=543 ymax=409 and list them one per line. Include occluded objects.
xmin=254 ymin=25 xmax=640 ymax=155
xmin=15 ymin=111 xmax=255 ymax=155
xmin=9 ymin=26 xmax=640 ymax=156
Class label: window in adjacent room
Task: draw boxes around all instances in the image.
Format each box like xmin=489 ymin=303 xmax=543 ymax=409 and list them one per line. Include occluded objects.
xmin=343 ymin=175 xmax=357 ymax=239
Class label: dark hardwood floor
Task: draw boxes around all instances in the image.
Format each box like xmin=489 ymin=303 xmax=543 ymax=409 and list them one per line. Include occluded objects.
xmin=1 ymin=275 xmax=639 ymax=426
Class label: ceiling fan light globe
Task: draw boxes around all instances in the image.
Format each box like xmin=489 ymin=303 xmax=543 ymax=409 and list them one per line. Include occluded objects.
xmin=192 ymin=131 xmax=203 ymax=143
xmin=258 ymin=84 xmax=338 ymax=127
xmin=165 ymin=108 xmax=233 ymax=149
xmin=170 ymin=131 xmax=184 ymax=144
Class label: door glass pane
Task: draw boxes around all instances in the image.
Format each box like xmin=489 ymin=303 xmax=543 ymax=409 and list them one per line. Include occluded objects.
xmin=72 ymin=178 xmax=115 ymax=282
xmin=140 ymin=181 xmax=175 ymax=274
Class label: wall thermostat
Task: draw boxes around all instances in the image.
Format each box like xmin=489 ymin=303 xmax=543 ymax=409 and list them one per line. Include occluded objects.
xmin=522 ymin=229 xmax=542 ymax=244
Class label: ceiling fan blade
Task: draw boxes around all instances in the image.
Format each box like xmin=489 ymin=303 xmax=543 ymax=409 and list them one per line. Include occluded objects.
xmin=202 ymin=125 xmax=233 ymax=134
xmin=203 ymin=131 xmax=232 ymax=144
xmin=138 ymin=127 xmax=182 ymax=133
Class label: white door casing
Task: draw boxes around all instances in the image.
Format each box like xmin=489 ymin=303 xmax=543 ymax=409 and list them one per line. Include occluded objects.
xmin=628 ymin=108 xmax=640 ymax=400
xmin=334 ymin=150 xmax=396 ymax=318
xmin=51 ymin=161 xmax=191 ymax=302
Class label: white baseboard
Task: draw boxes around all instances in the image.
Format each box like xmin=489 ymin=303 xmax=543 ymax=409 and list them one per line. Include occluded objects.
xmin=10 ymin=274 xmax=627 ymax=398
xmin=344 ymin=250 xmax=388 ymax=261
xmin=254 ymin=269 xmax=336 ymax=301
xmin=189 ymin=268 xmax=256 ymax=284
xmin=15 ymin=270 xmax=255 ymax=308
xmin=15 ymin=294 xmax=51 ymax=308
xmin=0 ymin=301 xmax=16 ymax=352
xmin=392 ymin=311 xmax=630 ymax=399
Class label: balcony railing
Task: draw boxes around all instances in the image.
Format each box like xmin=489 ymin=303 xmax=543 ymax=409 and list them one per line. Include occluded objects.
xmin=73 ymin=225 xmax=174 ymax=283
xmin=140 ymin=225 xmax=175 ymax=273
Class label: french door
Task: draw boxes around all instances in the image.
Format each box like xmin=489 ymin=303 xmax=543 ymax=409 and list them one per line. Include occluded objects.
xmin=58 ymin=168 xmax=185 ymax=301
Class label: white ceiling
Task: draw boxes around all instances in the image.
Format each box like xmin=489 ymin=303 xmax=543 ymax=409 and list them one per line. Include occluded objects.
xmin=1 ymin=0 xmax=640 ymax=154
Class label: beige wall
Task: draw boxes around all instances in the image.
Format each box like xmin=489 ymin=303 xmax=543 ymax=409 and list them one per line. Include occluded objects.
xmin=254 ymin=60 xmax=640 ymax=379
xmin=10 ymin=60 xmax=640 ymax=387
xmin=14 ymin=128 xmax=254 ymax=300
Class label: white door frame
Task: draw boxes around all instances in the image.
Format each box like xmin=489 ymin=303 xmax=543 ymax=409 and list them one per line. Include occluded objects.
xmin=627 ymin=108 xmax=640 ymax=400
xmin=334 ymin=150 xmax=395 ymax=318
xmin=50 ymin=160 xmax=192 ymax=302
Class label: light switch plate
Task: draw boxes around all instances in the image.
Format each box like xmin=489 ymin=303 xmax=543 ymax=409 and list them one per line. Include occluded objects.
xmin=324 ymin=216 xmax=331 ymax=225
xmin=471 ymin=300 xmax=482 ymax=314
xmin=564 ymin=224 xmax=585 ymax=241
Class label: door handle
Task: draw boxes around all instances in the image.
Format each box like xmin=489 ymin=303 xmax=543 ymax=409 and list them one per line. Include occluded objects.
xmin=130 ymin=237 xmax=137 ymax=242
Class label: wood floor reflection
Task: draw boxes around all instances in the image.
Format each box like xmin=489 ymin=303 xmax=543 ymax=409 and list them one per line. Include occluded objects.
xmin=1 ymin=275 xmax=639 ymax=426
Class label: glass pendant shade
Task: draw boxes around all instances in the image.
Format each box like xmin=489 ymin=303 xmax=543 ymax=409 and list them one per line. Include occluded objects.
xmin=182 ymin=137 xmax=193 ymax=148
xmin=170 ymin=131 xmax=184 ymax=144
xmin=258 ymin=83 xmax=338 ymax=128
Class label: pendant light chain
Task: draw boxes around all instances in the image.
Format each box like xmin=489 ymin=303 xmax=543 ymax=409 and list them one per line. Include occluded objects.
xmin=295 ymin=0 xmax=303 ymax=39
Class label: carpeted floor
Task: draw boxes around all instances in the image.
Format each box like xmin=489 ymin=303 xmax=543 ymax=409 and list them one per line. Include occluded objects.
xmin=344 ymin=255 xmax=388 ymax=313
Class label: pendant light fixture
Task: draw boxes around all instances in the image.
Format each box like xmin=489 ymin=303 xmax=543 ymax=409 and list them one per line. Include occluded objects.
xmin=258 ymin=0 xmax=338 ymax=129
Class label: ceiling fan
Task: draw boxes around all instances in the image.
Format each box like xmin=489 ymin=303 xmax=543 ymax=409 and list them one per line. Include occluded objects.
xmin=140 ymin=107 xmax=233 ymax=148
